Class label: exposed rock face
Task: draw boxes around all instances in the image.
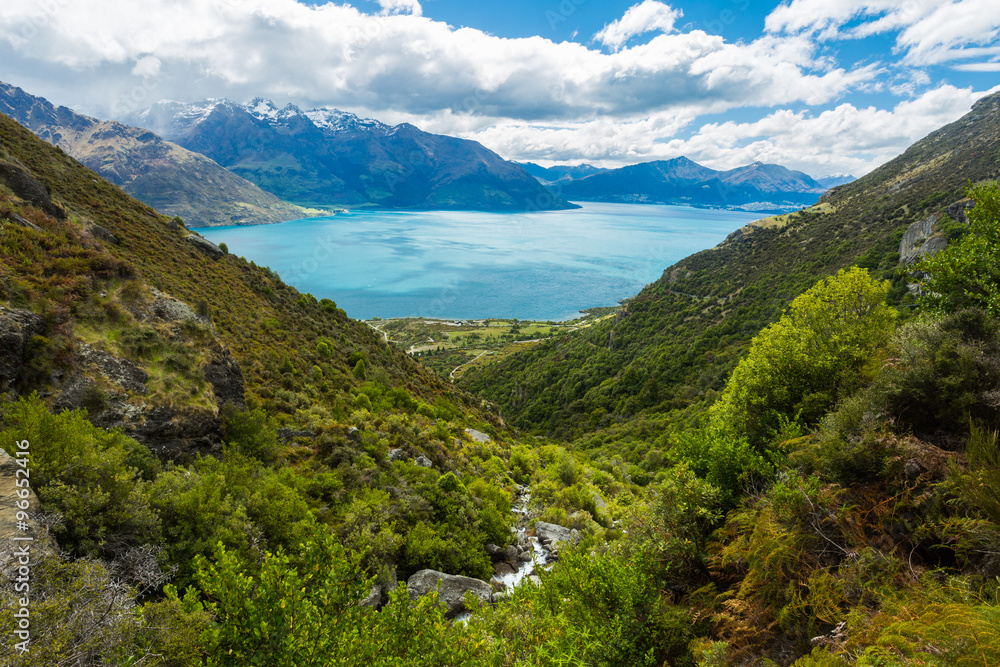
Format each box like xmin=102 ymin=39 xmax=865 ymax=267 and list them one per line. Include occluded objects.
xmin=406 ymin=569 xmax=494 ymax=618
xmin=899 ymin=214 xmax=938 ymax=266
xmin=0 ymin=307 xmax=46 ymax=396
xmin=87 ymin=223 xmax=120 ymax=245
xmin=0 ymin=160 xmax=65 ymax=219
xmin=204 ymin=348 xmax=247 ymax=410
xmin=0 ymin=448 xmax=57 ymax=561
xmin=77 ymin=343 xmax=149 ymax=394
xmin=149 ymin=287 xmax=210 ymax=325
xmin=185 ymin=234 xmax=225 ymax=260
xmin=415 ymin=454 xmax=433 ymax=468
xmin=131 ymin=406 xmax=222 ymax=461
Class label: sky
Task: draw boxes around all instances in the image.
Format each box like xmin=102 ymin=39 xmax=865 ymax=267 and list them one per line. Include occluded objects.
xmin=1 ymin=0 xmax=999 ymax=177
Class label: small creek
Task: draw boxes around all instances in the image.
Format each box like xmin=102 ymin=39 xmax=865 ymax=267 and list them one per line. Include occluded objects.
xmin=491 ymin=487 xmax=550 ymax=591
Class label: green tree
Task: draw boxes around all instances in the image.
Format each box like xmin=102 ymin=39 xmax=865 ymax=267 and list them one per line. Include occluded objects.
xmin=710 ymin=267 xmax=896 ymax=450
xmin=917 ymin=181 xmax=1000 ymax=316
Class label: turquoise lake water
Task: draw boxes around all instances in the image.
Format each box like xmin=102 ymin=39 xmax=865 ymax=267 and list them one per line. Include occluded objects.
xmin=193 ymin=203 xmax=763 ymax=321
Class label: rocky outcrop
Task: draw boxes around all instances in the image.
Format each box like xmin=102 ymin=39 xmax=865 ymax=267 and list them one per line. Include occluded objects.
xmin=0 ymin=307 xmax=46 ymax=397
xmin=86 ymin=223 xmax=120 ymax=245
xmin=131 ymin=406 xmax=222 ymax=461
xmin=899 ymin=214 xmax=939 ymax=266
xmin=414 ymin=454 xmax=433 ymax=468
xmin=0 ymin=448 xmax=57 ymax=562
xmin=185 ymin=234 xmax=225 ymax=260
xmin=204 ymin=348 xmax=247 ymax=410
xmin=0 ymin=160 xmax=65 ymax=219
xmin=406 ymin=569 xmax=494 ymax=618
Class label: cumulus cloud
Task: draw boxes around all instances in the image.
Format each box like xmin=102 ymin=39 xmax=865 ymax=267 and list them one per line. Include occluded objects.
xmin=766 ymin=0 xmax=1000 ymax=66
xmin=0 ymin=0 xmax=867 ymax=122
xmin=468 ymin=85 xmax=998 ymax=177
xmin=594 ymin=1 xmax=682 ymax=51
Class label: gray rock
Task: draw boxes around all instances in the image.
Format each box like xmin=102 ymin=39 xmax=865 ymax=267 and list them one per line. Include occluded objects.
xmin=203 ymin=348 xmax=247 ymax=410
xmin=149 ymin=288 xmax=209 ymax=325
xmin=485 ymin=543 xmax=504 ymax=560
xmin=0 ymin=307 xmax=46 ymax=394
xmin=494 ymin=562 xmax=515 ymax=577
xmin=946 ymin=199 xmax=974 ymax=224
xmin=518 ymin=550 xmax=533 ymax=563
xmin=185 ymin=234 xmax=224 ymax=260
xmin=77 ymin=343 xmax=148 ymax=394
xmin=5 ymin=212 xmax=43 ymax=232
xmin=899 ymin=214 xmax=937 ymax=266
xmin=406 ymin=569 xmax=493 ymax=618
xmin=503 ymin=545 xmax=519 ymax=561
xmin=87 ymin=223 xmax=120 ymax=245
xmin=347 ymin=426 xmax=360 ymax=441
xmin=465 ymin=428 xmax=491 ymax=443
xmin=360 ymin=584 xmax=382 ymax=609
xmin=534 ymin=521 xmax=581 ymax=550
xmin=0 ymin=160 xmax=65 ymax=219
xmin=415 ymin=454 xmax=433 ymax=468
xmin=388 ymin=448 xmax=407 ymax=462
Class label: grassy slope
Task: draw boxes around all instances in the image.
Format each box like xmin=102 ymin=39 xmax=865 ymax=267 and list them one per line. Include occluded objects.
xmin=461 ymin=92 xmax=1000 ymax=439
xmin=0 ymin=111 xmax=479 ymax=421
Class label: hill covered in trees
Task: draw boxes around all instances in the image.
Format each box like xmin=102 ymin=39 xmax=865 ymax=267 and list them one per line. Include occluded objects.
xmin=3 ymin=90 xmax=1000 ymax=667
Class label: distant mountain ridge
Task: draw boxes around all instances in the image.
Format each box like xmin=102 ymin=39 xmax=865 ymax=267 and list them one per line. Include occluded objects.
xmin=552 ymin=156 xmax=833 ymax=211
xmin=0 ymin=82 xmax=311 ymax=227
xmin=123 ymin=99 xmax=576 ymax=212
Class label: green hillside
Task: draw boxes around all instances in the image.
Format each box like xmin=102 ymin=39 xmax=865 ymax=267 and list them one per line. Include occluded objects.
xmin=3 ymin=93 xmax=1000 ymax=667
xmin=461 ymin=92 xmax=1000 ymax=440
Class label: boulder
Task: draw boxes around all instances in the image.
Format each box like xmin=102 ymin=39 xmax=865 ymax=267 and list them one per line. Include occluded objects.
xmin=185 ymin=234 xmax=225 ymax=260
xmin=503 ymin=544 xmax=519 ymax=561
xmin=465 ymin=428 xmax=491 ymax=443
xmin=388 ymin=448 xmax=407 ymax=462
xmin=87 ymin=223 xmax=120 ymax=245
xmin=0 ymin=307 xmax=46 ymax=395
xmin=415 ymin=454 xmax=433 ymax=468
xmin=534 ymin=521 xmax=580 ymax=550
xmin=406 ymin=569 xmax=493 ymax=618
xmin=518 ymin=550 xmax=533 ymax=563
xmin=494 ymin=562 xmax=515 ymax=577
xmin=485 ymin=543 xmax=504 ymax=560
xmin=0 ymin=160 xmax=65 ymax=219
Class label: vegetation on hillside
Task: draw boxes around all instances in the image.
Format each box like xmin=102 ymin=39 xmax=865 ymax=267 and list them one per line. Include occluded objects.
xmin=2 ymin=96 xmax=1000 ymax=667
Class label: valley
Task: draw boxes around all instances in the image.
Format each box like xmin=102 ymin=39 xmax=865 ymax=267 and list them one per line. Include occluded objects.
xmin=2 ymin=26 xmax=1000 ymax=667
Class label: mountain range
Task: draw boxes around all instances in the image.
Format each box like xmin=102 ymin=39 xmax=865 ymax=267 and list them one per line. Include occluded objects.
xmin=0 ymin=82 xmax=312 ymax=227
xmin=121 ymin=99 xmax=576 ymax=212
xmin=538 ymin=156 xmax=840 ymax=211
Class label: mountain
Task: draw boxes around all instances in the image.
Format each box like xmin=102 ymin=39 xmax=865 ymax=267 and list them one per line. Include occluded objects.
xmin=551 ymin=156 xmax=827 ymax=211
xmin=0 ymin=82 xmax=312 ymax=227
xmin=461 ymin=92 xmax=1000 ymax=438
xmin=122 ymin=99 xmax=577 ymax=212
xmin=817 ymin=174 xmax=856 ymax=189
xmin=518 ymin=162 xmax=609 ymax=183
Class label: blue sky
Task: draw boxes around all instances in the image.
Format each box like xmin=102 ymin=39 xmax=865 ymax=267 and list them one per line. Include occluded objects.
xmin=1 ymin=0 xmax=998 ymax=176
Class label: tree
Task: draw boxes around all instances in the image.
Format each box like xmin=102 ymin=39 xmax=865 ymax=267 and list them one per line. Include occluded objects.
xmin=710 ymin=267 xmax=896 ymax=449
xmin=917 ymin=181 xmax=1000 ymax=316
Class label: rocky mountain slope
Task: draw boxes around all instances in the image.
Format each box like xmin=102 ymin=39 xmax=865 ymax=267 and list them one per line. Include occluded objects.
xmin=461 ymin=91 xmax=1000 ymax=438
xmin=123 ymin=98 xmax=577 ymax=211
xmin=0 ymin=82 xmax=312 ymax=227
xmin=552 ymin=156 xmax=829 ymax=211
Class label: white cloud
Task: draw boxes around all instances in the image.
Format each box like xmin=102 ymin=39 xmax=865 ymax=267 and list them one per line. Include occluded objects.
xmin=468 ymin=85 xmax=997 ymax=177
xmin=0 ymin=0 xmax=868 ymax=123
xmin=766 ymin=0 xmax=1000 ymax=67
xmin=594 ymin=1 xmax=682 ymax=51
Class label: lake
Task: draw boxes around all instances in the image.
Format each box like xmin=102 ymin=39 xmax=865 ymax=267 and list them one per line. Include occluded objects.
xmin=193 ymin=203 xmax=763 ymax=321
